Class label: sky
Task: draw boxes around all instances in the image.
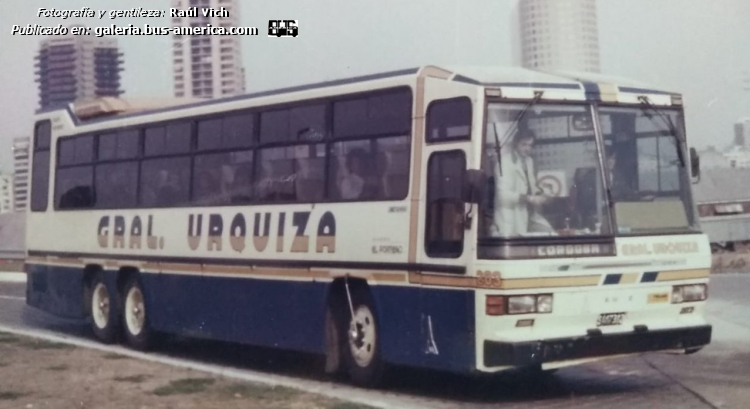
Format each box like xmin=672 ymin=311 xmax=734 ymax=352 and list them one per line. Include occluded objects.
xmin=0 ymin=0 xmax=748 ymax=174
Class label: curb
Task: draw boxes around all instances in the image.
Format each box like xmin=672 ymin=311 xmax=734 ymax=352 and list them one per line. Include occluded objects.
xmin=0 ymin=272 xmax=26 ymax=283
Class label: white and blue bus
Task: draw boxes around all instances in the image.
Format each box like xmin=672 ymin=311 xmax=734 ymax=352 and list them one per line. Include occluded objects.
xmin=25 ymin=66 xmax=711 ymax=386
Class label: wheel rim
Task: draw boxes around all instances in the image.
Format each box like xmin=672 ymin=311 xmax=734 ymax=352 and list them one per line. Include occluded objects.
xmin=349 ymin=305 xmax=376 ymax=367
xmin=125 ymin=285 xmax=145 ymax=336
xmin=91 ymin=283 xmax=110 ymax=329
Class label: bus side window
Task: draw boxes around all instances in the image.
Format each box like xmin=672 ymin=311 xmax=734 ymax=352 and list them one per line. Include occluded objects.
xmin=30 ymin=120 xmax=52 ymax=212
xmin=425 ymin=150 xmax=466 ymax=258
xmin=329 ymin=136 xmax=409 ymax=201
xmin=294 ymin=150 xmax=325 ymax=203
xmin=140 ymin=157 xmax=191 ymax=207
xmin=426 ymin=97 xmax=472 ymax=142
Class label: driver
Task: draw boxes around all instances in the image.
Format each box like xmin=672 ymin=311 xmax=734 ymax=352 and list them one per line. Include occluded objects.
xmin=490 ymin=130 xmax=554 ymax=237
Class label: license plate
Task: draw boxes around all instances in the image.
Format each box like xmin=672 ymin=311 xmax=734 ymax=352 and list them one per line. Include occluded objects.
xmin=597 ymin=312 xmax=626 ymax=327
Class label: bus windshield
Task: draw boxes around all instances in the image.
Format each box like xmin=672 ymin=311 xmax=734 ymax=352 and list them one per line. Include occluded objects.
xmin=599 ymin=106 xmax=698 ymax=235
xmin=479 ymin=102 xmax=613 ymax=240
xmin=479 ymin=102 xmax=699 ymax=248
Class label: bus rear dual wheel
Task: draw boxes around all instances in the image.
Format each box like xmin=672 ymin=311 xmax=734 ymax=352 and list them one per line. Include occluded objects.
xmin=89 ymin=273 xmax=152 ymax=350
xmin=89 ymin=273 xmax=118 ymax=344
xmin=122 ymin=275 xmax=152 ymax=350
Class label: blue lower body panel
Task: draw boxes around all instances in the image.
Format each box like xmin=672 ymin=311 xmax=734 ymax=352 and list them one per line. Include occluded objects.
xmin=371 ymin=285 xmax=476 ymax=373
xmin=145 ymin=273 xmax=329 ymax=354
xmin=420 ymin=287 xmax=476 ymax=373
xmin=26 ymin=264 xmax=87 ymax=319
xmin=26 ymin=263 xmax=477 ymax=374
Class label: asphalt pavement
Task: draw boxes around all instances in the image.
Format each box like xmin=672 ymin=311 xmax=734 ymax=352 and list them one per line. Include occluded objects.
xmin=0 ymin=273 xmax=748 ymax=409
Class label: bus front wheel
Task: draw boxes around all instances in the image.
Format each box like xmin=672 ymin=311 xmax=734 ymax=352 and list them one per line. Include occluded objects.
xmin=89 ymin=273 xmax=118 ymax=343
xmin=122 ymin=275 xmax=152 ymax=351
xmin=343 ymin=288 xmax=384 ymax=387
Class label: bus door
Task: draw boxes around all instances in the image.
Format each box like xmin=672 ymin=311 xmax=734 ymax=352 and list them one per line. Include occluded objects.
xmin=416 ymin=96 xmax=476 ymax=371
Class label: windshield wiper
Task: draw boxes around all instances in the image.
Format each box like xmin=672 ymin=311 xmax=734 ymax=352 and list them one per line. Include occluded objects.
xmin=493 ymin=91 xmax=545 ymax=175
xmin=638 ymin=96 xmax=685 ymax=167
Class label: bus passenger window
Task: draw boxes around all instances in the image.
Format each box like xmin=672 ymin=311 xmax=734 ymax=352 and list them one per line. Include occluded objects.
xmin=329 ymin=142 xmax=376 ymax=201
xmin=329 ymin=136 xmax=409 ymax=201
xmin=256 ymin=145 xmax=324 ymax=203
xmin=339 ymin=148 xmax=374 ymax=200
xmin=426 ymin=97 xmax=472 ymax=142
xmin=223 ymin=113 xmax=255 ymax=148
xmin=56 ymin=166 xmax=94 ymax=209
xmin=193 ymin=150 xmax=254 ymax=206
xmin=230 ymin=163 xmax=254 ymax=204
xmin=194 ymin=168 xmax=222 ymax=205
xmin=256 ymin=147 xmax=296 ymax=202
xmin=197 ymin=118 xmax=223 ymax=151
xmin=30 ymin=120 xmax=52 ymax=212
xmin=140 ymin=157 xmax=191 ymax=207
xmin=294 ymin=151 xmax=325 ymax=202
xmin=376 ymin=136 xmax=410 ymax=199
xmin=58 ymin=135 xmax=93 ymax=166
xmin=95 ymin=162 xmax=138 ymax=208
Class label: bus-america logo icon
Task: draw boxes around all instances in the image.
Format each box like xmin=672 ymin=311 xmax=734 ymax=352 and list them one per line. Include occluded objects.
xmin=268 ymin=20 xmax=298 ymax=37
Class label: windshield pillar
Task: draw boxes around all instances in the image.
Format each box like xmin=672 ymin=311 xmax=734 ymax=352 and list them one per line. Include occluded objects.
xmin=590 ymin=102 xmax=617 ymax=234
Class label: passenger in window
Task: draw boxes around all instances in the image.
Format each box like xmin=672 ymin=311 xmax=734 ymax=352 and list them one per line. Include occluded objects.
xmin=340 ymin=148 xmax=376 ymax=200
xmin=490 ymin=130 xmax=554 ymax=237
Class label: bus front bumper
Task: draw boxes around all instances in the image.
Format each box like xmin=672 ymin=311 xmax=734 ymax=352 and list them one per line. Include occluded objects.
xmin=483 ymin=325 xmax=712 ymax=367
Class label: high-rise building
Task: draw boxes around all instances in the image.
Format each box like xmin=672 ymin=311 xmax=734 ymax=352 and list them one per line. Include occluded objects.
xmin=171 ymin=0 xmax=246 ymax=99
xmin=516 ymin=0 xmax=601 ymax=73
xmin=0 ymin=174 xmax=13 ymax=215
xmin=35 ymin=25 xmax=123 ymax=110
xmin=12 ymin=137 xmax=30 ymax=212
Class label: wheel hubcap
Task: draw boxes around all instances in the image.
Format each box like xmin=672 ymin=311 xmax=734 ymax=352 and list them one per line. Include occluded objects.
xmin=349 ymin=305 xmax=376 ymax=367
xmin=125 ymin=286 xmax=145 ymax=336
xmin=92 ymin=283 xmax=110 ymax=329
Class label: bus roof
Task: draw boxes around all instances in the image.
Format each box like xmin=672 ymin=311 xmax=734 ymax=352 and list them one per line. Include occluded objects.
xmin=41 ymin=65 xmax=680 ymax=125
xmin=444 ymin=65 xmax=674 ymax=94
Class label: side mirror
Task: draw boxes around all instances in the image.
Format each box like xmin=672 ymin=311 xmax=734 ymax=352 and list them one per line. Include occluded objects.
xmin=463 ymin=169 xmax=487 ymax=204
xmin=690 ymin=147 xmax=700 ymax=181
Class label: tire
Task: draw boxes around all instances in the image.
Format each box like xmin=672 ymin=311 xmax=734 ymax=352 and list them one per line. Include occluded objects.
xmin=343 ymin=288 xmax=384 ymax=387
xmin=89 ymin=273 xmax=118 ymax=343
xmin=324 ymin=307 xmax=343 ymax=375
xmin=122 ymin=275 xmax=152 ymax=351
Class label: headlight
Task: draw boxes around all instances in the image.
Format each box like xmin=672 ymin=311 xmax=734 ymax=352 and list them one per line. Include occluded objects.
xmin=537 ymin=295 xmax=554 ymax=313
xmin=486 ymin=294 xmax=553 ymax=315
xmin=508 ymin=295 xmax=536 ymax=314
xmin=682 ymin=284 xmax=707 ymax=302
xmin=672 ymin=284 xmax=707 ymax=304
xmin=671 ymin=286 xmax=684 ymax=303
